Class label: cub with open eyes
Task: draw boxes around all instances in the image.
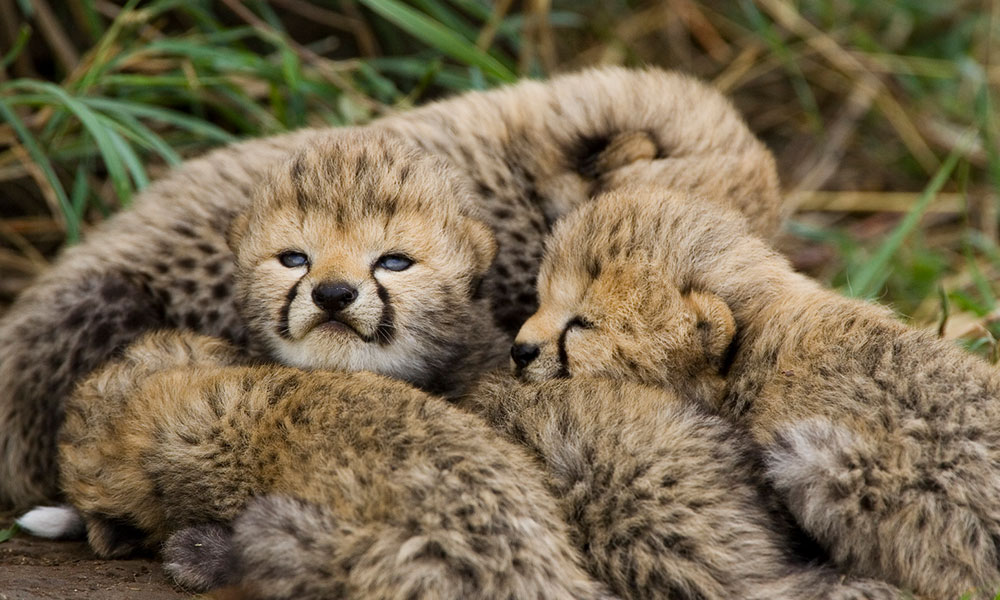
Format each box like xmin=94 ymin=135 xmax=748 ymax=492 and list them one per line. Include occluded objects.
xmin=229 ymin=130 xmax=505 ymax=396
xmin=0 ymin=66 xmax=783 ymax=508
xmin=515 ymin=186 xmax=1000 ymax=599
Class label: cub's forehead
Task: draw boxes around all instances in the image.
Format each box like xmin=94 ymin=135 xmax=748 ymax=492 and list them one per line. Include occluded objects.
xmin=251 ymin=129 xmax=474 ymax=224
xmin=544 ymin=198 xmax=659 ymax=277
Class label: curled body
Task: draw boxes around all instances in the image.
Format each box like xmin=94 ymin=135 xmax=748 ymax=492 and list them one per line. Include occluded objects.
xmin=515 ymin=186 xmax=1000 ymax=599
xmin=59 ymin=331 xmax=611 ymax=600
xmin=0 ymin=66 xmax=781 ymax=508
xmin=465 ymin=373 xmax=904 ymax=600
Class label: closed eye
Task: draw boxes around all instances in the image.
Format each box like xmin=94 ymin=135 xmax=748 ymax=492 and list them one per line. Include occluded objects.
xmin=375 ymin=254 xmax=414 ymax=272
xmin=566 ymin=316 xmax=595 ymax=331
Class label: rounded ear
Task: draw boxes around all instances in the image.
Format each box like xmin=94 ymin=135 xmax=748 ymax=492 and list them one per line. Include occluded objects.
xmin=685 ymin=290 xmax=736 ymax=365
xmin=226 ymin=212 xmax=250 ymax=254
xmin=595 ymin=131 xmax=657 ymax=174
xmin=464 ymin=218 xmax=498 ymax=276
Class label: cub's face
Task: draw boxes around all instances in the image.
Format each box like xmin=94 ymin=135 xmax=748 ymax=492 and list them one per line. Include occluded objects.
xmin=511 ymin=193 xmax=735 ymax=404
xmin=231 ymin=131 xmax=497 ymax=388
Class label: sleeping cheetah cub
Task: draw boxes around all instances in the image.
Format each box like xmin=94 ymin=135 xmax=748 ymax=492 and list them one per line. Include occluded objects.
xmin=515 ymin=186 xmax=1000 ymax=599
xmin=464 ymin=374 xmax=904 ymax=600
xmin=1 ymin=66 xmax=783 ymax=508
xmin=59 ymin=330 xmax=612 ymax=600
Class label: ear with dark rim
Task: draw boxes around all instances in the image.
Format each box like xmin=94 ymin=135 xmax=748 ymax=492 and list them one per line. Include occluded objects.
xmin=226 ymin=212 xmax=250 ymax=254
xmin=685 ymin=290 xmax=736 ymax=366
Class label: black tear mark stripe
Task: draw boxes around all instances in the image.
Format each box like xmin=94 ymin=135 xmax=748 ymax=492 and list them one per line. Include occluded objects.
xmin=556 ymin=323 xmax=572 ymax=379
xmin=277 ymin=281 xmax=301 ymax=339
xmin=555 ymin=317 xmax=593 ymax=378
xmin=373 ymin=280 xmax=396 ymax=346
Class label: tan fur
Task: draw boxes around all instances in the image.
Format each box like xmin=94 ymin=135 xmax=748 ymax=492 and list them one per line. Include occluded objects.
xmin=229 ymin=130 xmax=505 ymax=396
xmin=517 ymin=186 xmax=1000 ymax=599
xmin=59 ymin=331 xmax=612 ymax=600
xmin=0 ymin=66 xmax=781 ymax=509
xmin=463 ymin=373 xmax=905 ymax=600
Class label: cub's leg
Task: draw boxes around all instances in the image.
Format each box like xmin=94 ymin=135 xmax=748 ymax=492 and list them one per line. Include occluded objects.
xmin=169 ymin=495 xmax=615 ymax=600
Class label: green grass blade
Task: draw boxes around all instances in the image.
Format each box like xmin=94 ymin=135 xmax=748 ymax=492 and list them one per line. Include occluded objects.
xmin=2 ymin=80 xmax=133 ymax=204
xmin=96 ymin=110 xmax=182 ymax=166
xmin=0 ymin=98 xmax=79 ymax=242
xmin=410 ymin=0 xmax=480 ymax=43
xmin=357 ymin=0 xmax=516 ymax=82
xmin=0 ymin=523 xmax=19 ymax=543
xmin=105 ymin=125 xmax=149 ymax=194
xmin=848 ymin=136 xmax=970 ymax=299
xmin=1 ymin=24 xmax=32 ymax=71
xmin=70 ymin=163 xmax=91 ymax=220
xmin=79 ymin=98 xmax=236 ymax=142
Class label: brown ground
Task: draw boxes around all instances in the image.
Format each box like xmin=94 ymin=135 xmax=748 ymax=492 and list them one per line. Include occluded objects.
xmin=0 ymin=513 xmax=191 ymax=600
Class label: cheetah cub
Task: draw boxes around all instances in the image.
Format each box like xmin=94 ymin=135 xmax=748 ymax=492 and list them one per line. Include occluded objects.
xmin=463 ymin=373 xmax=905 ymax=600
xmin=1 ymin=66 xmax=782 ymax=508
xmin=229 ymin=129 xmax=505 ymax=396
xmin=515 ymin=186 xmax=1000 ymax=599
xmin=58 ymin=330 xmax=612 ymax=600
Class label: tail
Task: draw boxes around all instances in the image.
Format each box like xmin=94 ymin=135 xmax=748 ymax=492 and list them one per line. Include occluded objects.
xmin=16 ymin=505 xmax=85 ymax=539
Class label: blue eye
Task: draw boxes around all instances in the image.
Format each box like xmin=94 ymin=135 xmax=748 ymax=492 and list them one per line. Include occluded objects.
xmin=278 ymin=251 xmax=309 ymax=268
xmin=376 ymin=254 xmax=414 ymax=272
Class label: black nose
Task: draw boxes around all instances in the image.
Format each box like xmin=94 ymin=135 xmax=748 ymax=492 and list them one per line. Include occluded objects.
xmin=511 ymin=343 xmax=540 ymax=370
xmin=312 ymin=281 xmax=358 ymax=313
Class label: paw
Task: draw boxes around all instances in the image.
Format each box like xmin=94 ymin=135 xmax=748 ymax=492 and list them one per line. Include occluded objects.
xmin=163 ymin=523 xmax=235 ymax=591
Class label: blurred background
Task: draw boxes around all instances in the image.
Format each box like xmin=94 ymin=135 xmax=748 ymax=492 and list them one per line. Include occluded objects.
xmin=0 ymin=0 xmax=997 ymax=355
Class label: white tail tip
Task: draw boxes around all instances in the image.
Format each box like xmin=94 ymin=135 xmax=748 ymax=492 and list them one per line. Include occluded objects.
xmin=16 ymin=505 xmax=85 ymax=539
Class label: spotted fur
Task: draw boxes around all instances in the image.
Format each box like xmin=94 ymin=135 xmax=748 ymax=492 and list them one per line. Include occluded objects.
xmin=463 ymin=373 xmax=905 ymax=600
xmin=0 ymin=66 xmax=781 ymax=508
xmin=517 ymin=186 xmax=1000 ymax=599
xmin=59 ymin=331 xmax=612 ymax=600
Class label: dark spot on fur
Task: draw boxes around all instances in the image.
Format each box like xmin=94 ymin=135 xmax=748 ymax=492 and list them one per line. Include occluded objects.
xmin=178 ymin=279 xmax=198 ymax=295
xmin=174 ymin=224 xmax=197 ymax=238
xmin=177 ymin=257 xmax=197 ymax=270
xmin=211 ymin=282 xmax=229 ymax=300
xmin=100 ymin=280 xmax=129 ymax=302
xmin=196 ymin=242 xmax=216 ymax=255
xmin=204 ymin=260 xmax=224 ymax=277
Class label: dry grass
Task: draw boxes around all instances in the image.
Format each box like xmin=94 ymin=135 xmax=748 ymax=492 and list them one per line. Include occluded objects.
xmin=0 ymin=0 xmax=998 ymax=356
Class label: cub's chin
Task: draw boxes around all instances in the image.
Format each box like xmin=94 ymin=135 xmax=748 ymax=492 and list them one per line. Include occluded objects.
xmin=268 ymin=331 xmax=429 ymax=383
